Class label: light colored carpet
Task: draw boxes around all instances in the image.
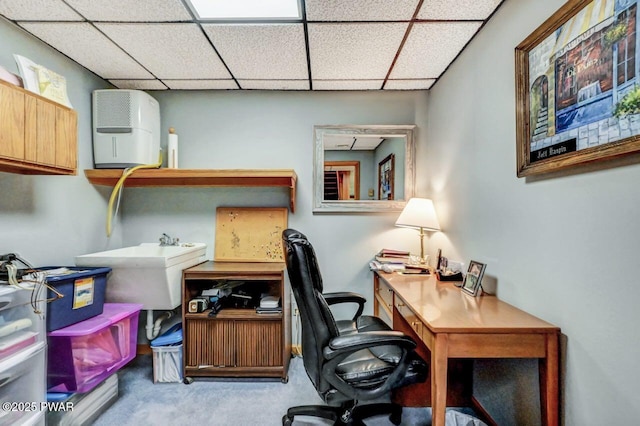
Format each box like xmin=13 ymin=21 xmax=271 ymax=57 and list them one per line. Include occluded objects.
xmin=93 ymin=355 xmax=485 ymax=426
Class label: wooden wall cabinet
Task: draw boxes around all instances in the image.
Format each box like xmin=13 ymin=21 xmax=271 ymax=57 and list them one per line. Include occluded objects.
xmin=182 ymin=262 xmax=291 ymax=382
xmin=0 ymin=80 xmax=77 ymax=175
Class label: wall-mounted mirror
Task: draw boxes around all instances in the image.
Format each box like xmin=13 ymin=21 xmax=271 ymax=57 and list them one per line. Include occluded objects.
xmin=313 ymin=125 xmax=416 ymax=213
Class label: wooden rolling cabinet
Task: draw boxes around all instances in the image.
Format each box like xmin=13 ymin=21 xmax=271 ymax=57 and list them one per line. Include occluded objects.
xmin=182 ymin=261 xmax=291 ymax=382
xmin=0 ymin=80 xmax=77 ymax=175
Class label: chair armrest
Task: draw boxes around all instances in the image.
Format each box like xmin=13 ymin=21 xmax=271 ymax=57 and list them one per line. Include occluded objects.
xmin=323 ymin=291 xmax=365 ymax=320
xmin=323 ymin=331 xmax=416 ymax=360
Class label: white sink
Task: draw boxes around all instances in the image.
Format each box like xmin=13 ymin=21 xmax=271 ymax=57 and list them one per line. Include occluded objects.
xmin=75 ymin=243 xmax=206 ymax=310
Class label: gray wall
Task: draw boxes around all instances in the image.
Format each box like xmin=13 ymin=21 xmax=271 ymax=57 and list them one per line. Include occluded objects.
xmin=120 ymin=90 xmax=428 ymax=315
xmin=424 ymin=0 xmax=640 ymax=424
xmin=0 ymin=18 xmax=118 ymax=265
xmin=4 ymin=2 xmax=635 ymax=423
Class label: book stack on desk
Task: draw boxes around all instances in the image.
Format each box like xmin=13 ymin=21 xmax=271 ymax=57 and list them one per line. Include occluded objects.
xmin=375 ymin=248 xmax=410 ymax=264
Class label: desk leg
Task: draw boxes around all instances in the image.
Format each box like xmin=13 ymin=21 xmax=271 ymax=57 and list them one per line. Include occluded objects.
xmin=431 ymin=334 xmax=449 ymax=426
xmin=539 ymin=333 xmax=559 ymax=426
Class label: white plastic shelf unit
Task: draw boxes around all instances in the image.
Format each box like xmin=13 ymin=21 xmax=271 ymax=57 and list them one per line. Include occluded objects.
xmin=0 ymin=286 xmax=46 ymax=426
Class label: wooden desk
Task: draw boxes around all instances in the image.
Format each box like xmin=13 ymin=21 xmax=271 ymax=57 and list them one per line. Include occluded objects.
xmin=373 ymin=272 xmax=560 ymax=426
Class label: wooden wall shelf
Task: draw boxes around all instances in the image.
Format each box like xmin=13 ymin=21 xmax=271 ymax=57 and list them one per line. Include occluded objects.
xmin=84 ymin=168 xmax=297 ymax=212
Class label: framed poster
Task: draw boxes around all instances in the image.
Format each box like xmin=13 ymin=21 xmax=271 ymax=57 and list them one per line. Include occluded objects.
xmin=378 ymin=153 xmax=395 ymax=200
xmin=516 ymin=0 xmax=640 ymax=177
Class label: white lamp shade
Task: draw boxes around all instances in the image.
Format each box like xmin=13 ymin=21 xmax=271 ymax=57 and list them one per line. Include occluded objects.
xmin=395 ymin=198 xmax=440 ymax=231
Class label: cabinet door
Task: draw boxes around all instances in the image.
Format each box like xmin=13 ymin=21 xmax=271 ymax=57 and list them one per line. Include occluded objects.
xmin=235 ymin=320 xmax=282 ymax=367
xmin=35 ymin=100 xmax=56 ymax=166
xmin=185 ymin=319 xmax=235 ymax=368
xmin=0 ymin=83 xmax=25 ymax=160
xmin=55 ymin=107 xmax=77 ymax=170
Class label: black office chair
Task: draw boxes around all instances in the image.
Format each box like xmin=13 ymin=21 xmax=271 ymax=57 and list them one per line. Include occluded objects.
xmin=282 ymin=229 xmax=428 ymax=425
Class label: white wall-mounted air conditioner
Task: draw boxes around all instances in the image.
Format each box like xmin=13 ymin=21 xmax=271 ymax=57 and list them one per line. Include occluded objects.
xmin=92 ymin=89 xmax=160 ymax=168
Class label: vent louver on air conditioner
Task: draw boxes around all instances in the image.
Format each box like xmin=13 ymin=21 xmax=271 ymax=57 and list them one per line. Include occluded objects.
xmin=95 ymin=90 xmax=132 ymax=130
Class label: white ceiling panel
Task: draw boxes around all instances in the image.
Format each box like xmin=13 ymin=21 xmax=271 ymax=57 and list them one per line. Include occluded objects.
xmin=385 ymin=79 xmax=435 ymax=90
xmin=309 ymin=23 xmax=406 ymax=80
xmin=4 ymin=1 xmax=501 ymax=91
xmin=96 ymin=23 xmax=231 ymax=79
xmin=163 ymin=79 xmax=238 ymax=90
xmin=418 ymin=0 xmax=502 ymax=20
xmin=306 ymin=0 xmax=419 ymax=21
xmin=108 ymin=80 xmax=168 ymax=90
xmin=390 ymin=22 xmax=481 ymax=79
xmin=18 ymin=22 xmax=154 ymax=79
xmin=313 ymin=80 xmax=384 ymax=91
xmin=0 ymin=0 xmax=82 ymax=21
xmin=65 ymin=0 xmax=193 ymax=22
xmin=239 ymin=80 xmax=310 ymax=90
xmin=203 ymin=24 xmax=307 ymax=80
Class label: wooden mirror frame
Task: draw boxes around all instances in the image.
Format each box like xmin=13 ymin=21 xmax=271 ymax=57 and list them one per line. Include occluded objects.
xmin=313 ymin=124 xmax=416 ymax=213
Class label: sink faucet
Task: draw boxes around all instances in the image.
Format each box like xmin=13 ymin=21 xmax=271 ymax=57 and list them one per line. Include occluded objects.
xmin=159 ymin=233 xmax=180 ymax=246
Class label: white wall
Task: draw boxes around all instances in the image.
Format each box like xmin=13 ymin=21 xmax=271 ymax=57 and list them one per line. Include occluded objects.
xmin=424 ymin=0 xmax=640 ymax=424
xmin=0 ymin=18 xmax=119 ymax=266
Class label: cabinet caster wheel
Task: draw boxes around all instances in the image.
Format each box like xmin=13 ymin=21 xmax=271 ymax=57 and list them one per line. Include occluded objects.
xmin=183 ymin=377 xmax=194 ymax=384
xmin=281 ymin=375 xmax=289 ymax=384
xmin=282 ymin=414 xmax=293 ymax=426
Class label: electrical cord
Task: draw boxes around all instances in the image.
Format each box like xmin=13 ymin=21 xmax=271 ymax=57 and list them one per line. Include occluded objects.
xmin=106 ymin=151 xmax=163 ymax=237
xmin=1 ymin=256 xmax=63 ymax=315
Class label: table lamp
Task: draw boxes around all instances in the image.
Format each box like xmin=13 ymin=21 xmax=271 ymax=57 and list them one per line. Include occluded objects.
xmin=395 ymin=198 xmax=440 ymax=264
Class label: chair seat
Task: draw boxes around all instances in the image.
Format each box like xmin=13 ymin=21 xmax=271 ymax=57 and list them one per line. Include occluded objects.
xmin=336 ymin=348 xmax=397 ymax=389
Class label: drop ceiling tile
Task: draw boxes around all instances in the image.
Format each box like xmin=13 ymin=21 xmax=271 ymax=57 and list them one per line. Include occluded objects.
xmin=0 ymin=0 xmax=82 ymax=21
xmin=163 ymin=79 xmax=238 ymax=90
xmin=108 ymin=80 xmax=167 ymax=90
xmin=18 ymin=22 xmax=154 ymax=79
xmin=385 ymin=79 xmax=434 ymax=90
xmin=65 ymin=0 xmax=193 ymax=22
xmin=313 ymin=80 xmax=384 ymax=90
xmin=96 ymin=23 xmax=231 ymax=79
xmin=308 ymin=23 xmax=406 ymax=80
xmin=418 ymin=0 xmax=502 ymax=20
xmin=306 ymin=0 xmax=419 ymax=21
xmin=390 ymin=22 xmax=480 ymax=79
xmin=203 ymin=24 xmax=307 ymax=80
xmin=239 ymin=80 xmax=310 ymax=90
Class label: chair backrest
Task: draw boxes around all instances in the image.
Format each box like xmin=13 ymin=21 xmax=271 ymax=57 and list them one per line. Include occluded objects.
xmin=282 ymin=229 xmax=339 ymax=394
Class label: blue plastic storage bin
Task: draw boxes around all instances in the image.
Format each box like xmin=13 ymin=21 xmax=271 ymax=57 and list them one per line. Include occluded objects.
xmin=43 ymin=267 xmax=111 ymax=331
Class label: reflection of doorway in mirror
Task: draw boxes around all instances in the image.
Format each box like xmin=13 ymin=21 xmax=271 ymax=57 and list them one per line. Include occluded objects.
xmin=324 ymin=161 xmax=360 ymax=200
xmin=378 ymin=154 xmax=394 ymax=200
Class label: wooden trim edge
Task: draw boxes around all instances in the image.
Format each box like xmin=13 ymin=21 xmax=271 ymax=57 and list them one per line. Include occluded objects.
xmin=137 ymin=344 xmax=152 ymax=355
xmin=471 ymin=396 xmax=498 ymax=426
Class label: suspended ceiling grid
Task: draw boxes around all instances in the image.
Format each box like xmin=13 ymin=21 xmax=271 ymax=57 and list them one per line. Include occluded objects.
xmin=0 ymin=0 xmax=504 ymax=91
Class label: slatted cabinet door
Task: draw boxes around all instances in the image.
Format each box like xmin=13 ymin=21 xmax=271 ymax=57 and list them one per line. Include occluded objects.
xmin=185 ymin=319 xmax=235 ymax=368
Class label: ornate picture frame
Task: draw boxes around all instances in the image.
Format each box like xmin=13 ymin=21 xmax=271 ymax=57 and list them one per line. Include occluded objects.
xmin=515 ymin=0 xmax=640 ymax=177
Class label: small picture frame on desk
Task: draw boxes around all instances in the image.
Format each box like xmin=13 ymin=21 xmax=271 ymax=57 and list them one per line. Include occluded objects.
xmin=461 ymin=260 xmax=486 ymax=296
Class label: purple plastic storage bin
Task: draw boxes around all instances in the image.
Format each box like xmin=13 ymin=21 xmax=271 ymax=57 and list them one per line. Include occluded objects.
xmin=44 ymin=266 xmax=111 ymax=331
xmin=47 ymin=303 xmax=142 ymax=393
